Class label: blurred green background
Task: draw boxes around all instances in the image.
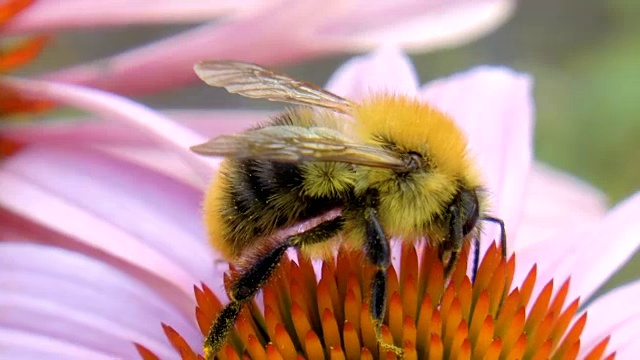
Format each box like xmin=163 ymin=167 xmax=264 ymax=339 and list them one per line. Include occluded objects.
xmin=16 ymin=0 xmax=640 ymax=296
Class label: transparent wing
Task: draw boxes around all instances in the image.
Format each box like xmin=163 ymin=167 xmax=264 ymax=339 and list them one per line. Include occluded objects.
xmin=194 ymin=61 xmax=354 ymax=115
xmin=190 ymin=126 xmax=408 ymax=170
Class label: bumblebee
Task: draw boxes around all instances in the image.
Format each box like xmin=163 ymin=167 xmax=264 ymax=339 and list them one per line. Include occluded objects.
xmin=190 ymin=61 xmax=506 ymax=358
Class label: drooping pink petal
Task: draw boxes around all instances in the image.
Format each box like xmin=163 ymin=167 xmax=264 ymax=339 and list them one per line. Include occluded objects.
xmin=324 ymin=46 xmax=420 ymax=98
xmin=420 ymin=66 xmax=534 ymax=254
xmin=516 ymin=163 xmax=607 ymax=249
xmin=2 ymin=0 xmax=257 ymax=34
xmin=0 ymin=242 xmax=201 ymax=358
xmin=37 ymin=1 xmax=343 ymax=96
xmin=316 ymin=0 xmax=515 ymax=52
xmin=1 ymin=77 xmax=217 ymax=184
xmin=0 ymin=146 xmax=227 ymax=305
xmin=37 ymin=0 xmax=515 ymax=96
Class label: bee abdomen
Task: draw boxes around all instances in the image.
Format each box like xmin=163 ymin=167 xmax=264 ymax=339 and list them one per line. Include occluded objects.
xmin=206 ymin=158 xmax=345 ymax=259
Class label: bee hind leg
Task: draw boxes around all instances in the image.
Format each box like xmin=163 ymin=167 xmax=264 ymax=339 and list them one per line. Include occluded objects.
xmin=364 ymin=207 xmax=405 ymax=358
xmin=203 ymin=216 xmax=345 ymax=359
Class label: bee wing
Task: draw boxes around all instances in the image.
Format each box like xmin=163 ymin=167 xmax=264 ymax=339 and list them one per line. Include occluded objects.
xmin=191 ymin=126 xmax=408 ymax=170
xmin=194 ymin=61 xmax=354 ymax=115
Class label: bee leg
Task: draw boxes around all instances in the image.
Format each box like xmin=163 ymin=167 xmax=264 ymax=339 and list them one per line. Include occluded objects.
xmin=481 ymin=216 xmax=507 ymax=260
xmin=472 ymin=237 xmax=481 ymax=283
xmin=203 ymin=217 xmax=344 ymax=359
xmin=481 ymin=216 xmax=509 ymax=312
xmin=203 ymin=242 xmax=289 ymax=359
xmin=443 ymin=203 xmax=464 ymax=279
xmin=364 ymin=207 xmax=405 ymax=358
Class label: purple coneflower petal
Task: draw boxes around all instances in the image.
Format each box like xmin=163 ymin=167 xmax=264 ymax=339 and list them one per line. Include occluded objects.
xmin=580 ymin=279 xmax=640 ymax=358
xmin=324 ymin=46 xmax=420 ymax=98
xmin=317 ymin=0 xmax=515 ymax=52
xmin=38 ymin=0 xmax=346 ymax=96
xmin=3 ymin=0 xmax=256 ymax=34
xmin=517 ymin=162 xmax=607 ymax=250
xmin=516 ymin=192 xmax=640 ymax=302
xmin=1 ymin=77 xmax=216 ymax=182
xmin=0 ymin=242 xmax=200 ymax=358
xmin=420 ymin=66 xmax=534 ymax=254
xmin=0 ymin=109 xmax=267 ymax=187
xmin=0 ymin=146 xmax=224 ymax=302
xmin=35 ymin=0 xmax=515 ymax=96
xmin=0 ymin=110 xmax=265 ymax=148
xmin=568 ymin=192 xmax=640 ymax=300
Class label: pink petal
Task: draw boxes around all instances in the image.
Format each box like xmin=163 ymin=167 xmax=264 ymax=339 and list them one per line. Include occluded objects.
xmin=0 ymin=330 xmax=115 ymax=360
xmin=568 ymin=192 xmax=640 ymax=301
xmin=420 ymin=66 xmax=534 ymax=253
xmin=317 ymin=0 xmax=515 ymax=52
xmin=4 ymin=0 xmax=256 ymax=34
xmin=0 ymin=146 xmax=227 ymax=304
xmin=2 ymin=77 xmax=216 ymax=184
xmin=0 ymin=242 xmax=200 ymax=358
xmin=37 ymin=0 xmax=515 ymax=97
xmin=324 ymin=46 xmax=420 ymax=98
xmin=516 ymin=192 xmax=640 ymax=303
xmin=515 ymin=162 xmax=607 ymax=250
xmin=38 ymin=1 xmax=343 ymax=96
xmin=580 ymin=280 xmax=640 ymax=358
xmin=96 ymin=146 xmax=213 ymax=190
xmin=0 ymin=110 xmax=267 ymax=147
xmin=0 ymin=109 xmax=267 ymax=189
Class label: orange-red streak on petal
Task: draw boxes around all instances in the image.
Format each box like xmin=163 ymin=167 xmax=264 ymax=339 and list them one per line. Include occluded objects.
xmin=0 ymin=36 xmax=48 ymax=72
xmin=0 ymin=0 xmax=33 ymax=24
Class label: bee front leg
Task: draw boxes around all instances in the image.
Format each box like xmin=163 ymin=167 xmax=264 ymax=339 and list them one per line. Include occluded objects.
xmin=363 ymin=207 xmax=404 ymax=358
xmin=203 ymin=217 xmax=344 ymax=359
xmin=442 ymin=203 xmax=464 ymax=280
